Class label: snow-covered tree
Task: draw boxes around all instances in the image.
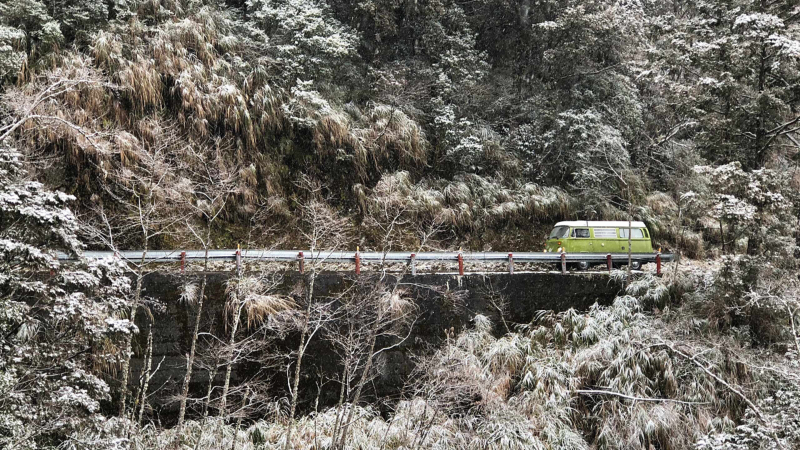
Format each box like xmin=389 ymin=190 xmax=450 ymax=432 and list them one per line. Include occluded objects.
xmin=0 ymin=143 xmax=133 ymax=447
xmin=0 ymin=0 xmax=119 ymax=81
xmin=247 ymin=0 xmax=359 ymax=82
xmin=0 ymin=24 xmax=26 ymax=81
xmin=694 ymin=162 xmax=796 ymax=256
xmin=645 ymin=0 xmax=800 ymax=168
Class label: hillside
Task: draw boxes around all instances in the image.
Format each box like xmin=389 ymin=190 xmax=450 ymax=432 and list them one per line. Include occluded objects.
xmin=1 ymin=0 xmax=799 ymax=449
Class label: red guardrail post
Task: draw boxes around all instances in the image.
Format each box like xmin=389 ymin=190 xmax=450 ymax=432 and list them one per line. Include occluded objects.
xmin=235 ymin=247 xmax=241 ymax=275
xmin=298 ymin=251 xmax=304 ymax=274
xmin=508 ymin=253 xmax=514 ymax=274
xmin=606 ymin=254 xmax=612 ymax=273
xmin=355 ymin=247 xmax=361 ymax=275
xmin=457 ymin=252 xmax=464 ymax=276
xmin=560 ymin=252 xmax=567 ymax=275
xmin=180 ymin=251 xmax=186 ymax=274
xmin=410 ymin=253 xmax=416 ymax=276
xmin=656 ymin=252 xmax=662 ymax=276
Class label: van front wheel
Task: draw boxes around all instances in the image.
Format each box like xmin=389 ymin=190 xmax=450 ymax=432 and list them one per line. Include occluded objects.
xmin=629 ymin=260 xmax=642 ymax=270
xmin=577 ymin=261 xmax=590 ymax=271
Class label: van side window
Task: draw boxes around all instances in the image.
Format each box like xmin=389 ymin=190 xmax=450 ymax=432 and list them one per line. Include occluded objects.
xmin=593 ymin=228 xmax=617 ymax=238
xmin=620 ymin=228 xmax=644 ymax=238
xmin=572 ymin=228 xmax=590 ymax=238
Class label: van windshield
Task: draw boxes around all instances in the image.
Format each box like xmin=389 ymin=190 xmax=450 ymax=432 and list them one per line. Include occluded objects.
xmin=548 ymin=226 xmax=569 ymax=239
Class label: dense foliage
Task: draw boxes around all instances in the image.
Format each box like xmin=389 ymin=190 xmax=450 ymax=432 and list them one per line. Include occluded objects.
xmin=0 ymin=143 xmax=134 ymax=447
xmin=1 ymin=0 xmax=795 ymax=250
xmin=1 ymin=0 xmax=799 ymax=448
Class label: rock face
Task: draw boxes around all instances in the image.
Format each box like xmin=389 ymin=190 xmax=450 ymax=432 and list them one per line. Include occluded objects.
xmin=129 ymin=270 xmax=622 ymax=422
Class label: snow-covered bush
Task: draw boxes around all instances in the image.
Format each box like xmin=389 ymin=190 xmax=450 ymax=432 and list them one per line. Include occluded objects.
xmin=696 ymin=383 xmax=800 ymax=450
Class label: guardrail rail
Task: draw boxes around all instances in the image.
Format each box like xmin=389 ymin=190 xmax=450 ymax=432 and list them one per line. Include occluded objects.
xmin=57 ymin=250 xmax=674 ymax=275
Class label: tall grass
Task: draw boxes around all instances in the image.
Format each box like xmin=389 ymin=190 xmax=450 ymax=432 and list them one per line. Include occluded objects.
xmin=355 ymin=171 xmax=575 ymax=233
xmin=63 ymin=267 xmax=798 ymax=450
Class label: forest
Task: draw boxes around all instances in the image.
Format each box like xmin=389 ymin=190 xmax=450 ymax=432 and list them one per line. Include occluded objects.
xmin=1 ymin=0 xmax=800 ymax=448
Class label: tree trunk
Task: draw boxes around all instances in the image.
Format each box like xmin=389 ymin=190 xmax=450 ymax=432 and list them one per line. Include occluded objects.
xmin=331 ymin=335 xmax=353 ymax=444
xmin=119 ymin=249 xmax=146 ymax=417
xmin=219 ymin=301 xmax=241 ymax=418
xmin=673 ymin=205 xmax=685 ymax=281
xmin=284 ymin=271 xmax=316 ymax=450
xmin=754 ymin=41 xmax=768 ymax=168
xmin=220 ymin=255 xmax=244 ymax=419
xmin=118 ymin=311 xmax=135 ymax=417
xmin=626 ymin=195 xmax=633 ymax=286
xmin=337 ymin=311 xmax=383 ymax=449
xmin=178 ymin=248 xmax=210 ymax=427
xmin=231 ymin=387 xmax=250 ymax=450
xmin=202 ymin=357 xmax=219 ymax=418
xmin=137 ymin=328 xmax=153 ymax=424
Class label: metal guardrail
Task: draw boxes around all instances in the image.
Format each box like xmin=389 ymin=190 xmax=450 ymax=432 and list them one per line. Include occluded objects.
xmin=57 ymin=250 xmax=673 ymax=275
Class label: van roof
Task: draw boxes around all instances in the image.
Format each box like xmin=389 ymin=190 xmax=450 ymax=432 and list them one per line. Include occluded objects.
xmin=554 ymin=220 xmax=647 ymax=228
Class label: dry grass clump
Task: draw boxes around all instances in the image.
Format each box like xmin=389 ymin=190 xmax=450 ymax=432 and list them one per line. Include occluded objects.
xmin=484 ymin=334 xmax=524 ymax=375
xmin=378 ymin=290 xmax=415 ymax=321
xmin=87 ymin=2 xmax=430 ymax=185
xmin=287 ymin=97 xmax=429 ymax=180
xmin=5 ymin=1 xmax=296 ymax=220
xmin=356 ymin=171 xmax=574 ymax=233
xmin=4 ymin=55 xmax=121 ymax=178
xmin=312 ymin=109 xmax=353 ymax=154
xmin=225 ymin=275 xmax=296 ymax=329
xmin=8 ymin=0 xmax=524 ymax=241
xmin=349 ymin=104 xmax=429 ymax=175
xmin=641 ymin=192 xmax=705 ymax=257
xmin=118 ymin=57 xmax=163 ymax=115
xmin=617 ymin=271 xmax=670 ymax=307
xmin=88 ymin=3 xmax=286 ymax=154
xmin=92 ymin=9 xmax=432 ymax=187
xmin=521 ymin=293 xmax=763 ymax=450
xmin=90 ymin=30 xmax=123 ymax=71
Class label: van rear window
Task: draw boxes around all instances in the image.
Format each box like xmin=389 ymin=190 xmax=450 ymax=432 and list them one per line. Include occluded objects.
xmin=620 ymin=228 xmax=644 ymax=238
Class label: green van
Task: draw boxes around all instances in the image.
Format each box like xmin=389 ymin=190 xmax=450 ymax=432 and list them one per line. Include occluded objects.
xmin=545 ymin=221 xmax=653 ymax=269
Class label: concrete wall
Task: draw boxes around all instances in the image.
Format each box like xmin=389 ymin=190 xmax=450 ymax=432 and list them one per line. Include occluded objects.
xmin=130 ymin=271 xmax=622 ymax=422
